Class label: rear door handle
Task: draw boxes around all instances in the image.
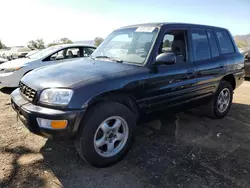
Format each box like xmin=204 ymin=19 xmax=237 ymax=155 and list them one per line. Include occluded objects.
xmin=219 ymin=64 xmax=225 ymax=68
xmin=186 ymin=70 xmax=195 ymax=78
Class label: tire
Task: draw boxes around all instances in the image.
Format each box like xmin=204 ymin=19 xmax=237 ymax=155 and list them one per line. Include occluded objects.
xmin=75 ymin=101 xmax=136 ymax=167
xmin=205 ymin=80 xmax=233 ymax=119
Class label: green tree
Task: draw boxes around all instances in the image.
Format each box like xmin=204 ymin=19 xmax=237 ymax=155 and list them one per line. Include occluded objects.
xmin=163 ymin=40 xmax=171 ymax=47
xmin=60 ymin=38 xmax=73 ymax=44
xmin=27 ymin=38 xmax=45 ymax=50
xmin=47 ymin=42 xmax=58 ymax=47
xmin=94 ymin=37 xmax=104 ymax=46
xmin=0 ymin=40 xmax=6 ymax=49
xmin=236 ymin=40 xmax=248 ymax=48
xmin=47 ymin=38 xmax=73 ymax=47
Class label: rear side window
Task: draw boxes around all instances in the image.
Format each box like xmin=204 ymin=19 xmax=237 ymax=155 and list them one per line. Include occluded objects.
xmin=207 ymin=31 xmax=219 ymax=58
xmin=191 ymin=30 xmax=211 ymax=61
xmin=215 ymin=30 xmax=235 ymax=54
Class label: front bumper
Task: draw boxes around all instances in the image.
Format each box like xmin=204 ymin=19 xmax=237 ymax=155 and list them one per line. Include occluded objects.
xmin=11 ymin=88 xmax=85 ymax=140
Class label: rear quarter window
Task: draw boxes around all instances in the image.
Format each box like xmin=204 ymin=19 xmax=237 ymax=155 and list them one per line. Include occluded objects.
xmin=215 ymin=30 xmax=235 ymax=54
xmin=207 ymin=31 xmax=220 ymax=58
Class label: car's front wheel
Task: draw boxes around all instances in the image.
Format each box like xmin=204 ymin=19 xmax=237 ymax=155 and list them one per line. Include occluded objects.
xmin=75 ymin=101 xmax=136 ymax=167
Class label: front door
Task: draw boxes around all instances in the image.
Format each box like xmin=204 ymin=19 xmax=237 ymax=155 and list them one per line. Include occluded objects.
xmin=147 ymin=29 xmax=198 ymax=112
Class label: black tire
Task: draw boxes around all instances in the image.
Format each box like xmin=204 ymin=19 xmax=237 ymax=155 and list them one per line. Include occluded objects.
xmin=75 ymin=101 xmax=136 ymax=167
xmin=205 ymin=80 xmax=233 ymax=119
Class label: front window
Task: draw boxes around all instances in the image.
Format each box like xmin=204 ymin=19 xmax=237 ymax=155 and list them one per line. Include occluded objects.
xmin=159 ymin=30 xmax=187 ymax=63
xmin=91 ymin=27 xmax=159 ymax=64
xmin=29 ymin=45 xmax=63 ymax=59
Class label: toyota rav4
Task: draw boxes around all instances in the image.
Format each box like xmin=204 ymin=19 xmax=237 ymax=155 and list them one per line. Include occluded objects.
xmin=11 ymin=23 xmax=245 ymax=167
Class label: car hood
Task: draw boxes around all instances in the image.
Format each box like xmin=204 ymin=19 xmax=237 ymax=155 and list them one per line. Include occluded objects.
xmin=21 ymin=58 xmax=140 ymax=90
xmin=0 ymin=58 xmax=35 ymax=68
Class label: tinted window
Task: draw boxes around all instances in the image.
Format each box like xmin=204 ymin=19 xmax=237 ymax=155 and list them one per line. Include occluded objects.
xmin=191 ymin=30 xmax=211 ymax=61
xmin=215 ymin=30 xmax=235 ymax=54
xmin=207 ymin=31 xmax=219 ymax=57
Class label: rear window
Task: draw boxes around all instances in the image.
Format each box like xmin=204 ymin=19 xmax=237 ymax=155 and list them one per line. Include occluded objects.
xmin=215 ymin=30 xmax=235 ymax=54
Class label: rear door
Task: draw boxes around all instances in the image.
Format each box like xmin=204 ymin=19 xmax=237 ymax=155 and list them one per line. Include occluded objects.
xmin=214 ymin=30 xmax=239 ymax=73
xmin=190 ymin=29 xmax=226 ymax=97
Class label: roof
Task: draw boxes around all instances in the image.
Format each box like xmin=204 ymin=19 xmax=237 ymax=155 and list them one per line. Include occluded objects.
xmin=118 ymin=22 xmax=227 ymax=31
xmin=51 ymin=43 xmax=96 ymax=49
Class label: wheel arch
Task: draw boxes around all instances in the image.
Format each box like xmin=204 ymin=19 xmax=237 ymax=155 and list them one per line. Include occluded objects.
xmin=221 ymin=74 xmax=236 ymax=90
xmin=86 ymin=90 xmax=141 ymax=121
xmin=23 ymin=69 xmax=33 ymax=76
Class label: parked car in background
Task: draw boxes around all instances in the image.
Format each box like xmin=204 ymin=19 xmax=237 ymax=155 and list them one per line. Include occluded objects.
xmin=25 ymin=49 xmax=40 ymax=57
xmin=245 ymin=51 xmax=250 ymax=78
xmin=11 ymin=23 xmax=244 ymax=167
xmin=0 ymin=49 xmax=11 ymax=59
xmin=0 ymin=50 xmax=8 ymax=58
xmin=7 ymin=46 xmax=31 ymax=60
xmin=245 ymin=63 xmax=250 ymax=77
xmin=239 ymin=47 xmax=250 ymax=77
xmin=0 ymin=57 xmax=7 ymax=64
xmin=0 ymin=43 xmax=96 ymax=88
xmin=239 ymin=48 xmax=249 ymax=59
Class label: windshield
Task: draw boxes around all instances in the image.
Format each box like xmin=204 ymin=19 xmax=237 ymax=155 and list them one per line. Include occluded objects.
xmin=91 ymin=27 xmax=159 ymax=64
xmin=29 ymin=45 xmax=62 ymax=59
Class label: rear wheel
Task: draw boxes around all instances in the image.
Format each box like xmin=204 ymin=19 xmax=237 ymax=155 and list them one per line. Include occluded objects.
xmin=75 ymin=101 xmax=136 ymax=167
xmin=205 ymin=80 xmax=233 ymax=119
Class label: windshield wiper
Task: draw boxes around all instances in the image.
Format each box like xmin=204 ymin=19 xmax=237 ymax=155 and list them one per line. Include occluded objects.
xmin=93 ymin=55 xmax=123 ymax=63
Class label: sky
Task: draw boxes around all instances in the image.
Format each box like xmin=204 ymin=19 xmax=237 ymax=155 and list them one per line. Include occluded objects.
xmin=0 ymin=0 xmax=250 ymax=46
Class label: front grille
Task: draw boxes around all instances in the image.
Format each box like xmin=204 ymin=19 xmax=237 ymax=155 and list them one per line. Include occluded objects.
xmin=19 ymin=82 xmax=37 ymax=101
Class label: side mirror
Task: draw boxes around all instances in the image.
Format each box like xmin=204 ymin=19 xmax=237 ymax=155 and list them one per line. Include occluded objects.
xmin=155 ymin=52 xmax=176 ymax=65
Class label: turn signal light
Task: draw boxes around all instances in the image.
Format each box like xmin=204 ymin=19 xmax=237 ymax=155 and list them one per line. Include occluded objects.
xmin=51 ymin=120 xmax=68 ymax=129
xmin=37 ymin=118 xmax=68 ymax=129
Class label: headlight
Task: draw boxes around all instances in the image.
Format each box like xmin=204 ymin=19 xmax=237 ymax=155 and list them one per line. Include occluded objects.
xmin=4 ymin=67 xmax=22 ymax=73
xmin=39 ymin=88 xmax=74 ymax=105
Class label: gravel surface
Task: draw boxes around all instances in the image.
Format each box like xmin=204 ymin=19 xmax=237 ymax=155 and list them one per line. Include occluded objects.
xmin=1 ymin=81 xmax=250 ymax=188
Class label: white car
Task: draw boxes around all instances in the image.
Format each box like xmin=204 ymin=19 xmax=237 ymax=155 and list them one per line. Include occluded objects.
xmin=25 ymin=50 xmax=40 ymax=57
xmin=7 ymin=46 xmax=31 ymax=60
xmin=0 ymin=44 xmax=96 ymax=88
xmin=0 ymin=57 xmax=8 ymax=64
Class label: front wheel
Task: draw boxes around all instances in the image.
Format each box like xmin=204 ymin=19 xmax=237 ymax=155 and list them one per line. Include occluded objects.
xmin=205 ymin=80 xmax=233 ymax=119
xmin=75 ymin=101 xmax=136 ymax=167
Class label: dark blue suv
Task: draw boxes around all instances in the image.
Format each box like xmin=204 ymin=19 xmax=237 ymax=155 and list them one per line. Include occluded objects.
xmin=11 ymin=23 xmax=245 ymax=167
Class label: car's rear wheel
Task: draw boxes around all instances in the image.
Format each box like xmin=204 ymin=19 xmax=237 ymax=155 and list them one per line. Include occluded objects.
xmin=205 ymin=80 xmax=233 ymax=119
xmin=75 ymin=101 xmax=136 ymax=167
